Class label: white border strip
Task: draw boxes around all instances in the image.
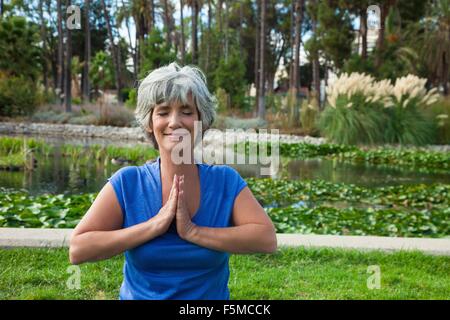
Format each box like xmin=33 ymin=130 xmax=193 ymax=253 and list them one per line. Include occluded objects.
xmin=0 ymin=228 xmax=449 ymax=255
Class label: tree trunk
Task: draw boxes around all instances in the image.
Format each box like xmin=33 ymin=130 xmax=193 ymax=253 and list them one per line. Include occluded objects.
xmin=292 ymin=0 xmax=303 ymax=92
xmin=254 ymin=0 xmax=260 ymax=113
xmin=82 ymin=0 xmax=91 ymax=102
xmin=205 ymin=0 xmax=211 ymax=71
xmin=149 ymin=0 xmax=155 ymax=34
xmin=289 ymin=0 xmax=303 ymax=127
xmin=360 ymin=8 xmax=367 ymax=60
xmin=375 ymin=2 xmax=388 ymax=68
xmin=162 ymin=0 xmax=172 ymax=47
xmin=443 ymin=51 xmax=449 ymax=95
xmin=39 ymin=0 xmax=48 ymax=95
xmin=122 ymin=0 xmax=136 ymax=82
xmin=100 ymin=0 xmax=122 ymax=102
xmin=64 ymin=0 xmax=72 ymax=113
xmin=238 ymin=1 xmax=243 ymax=58
xmin=217 ymin=0 xmax=223 ymax=35
xmin=191 ymin=0 xmax=199 ymax=64
xmin=289 ymin=0 xmax=295 ymax=88
xmin=224 ymin=0 xmax=229 ymax=62
xmin=57 ymin=0 xmax=64 ymax=102
xmin=311 ymin=0 xmax=320 ymax=109
xmin=257 ymin=0 xmax=266 ymax=119
xmin=0 ymin=0 xmax=4 ymax=18
xmin=180 ymin=0 xmax=185 ymax=64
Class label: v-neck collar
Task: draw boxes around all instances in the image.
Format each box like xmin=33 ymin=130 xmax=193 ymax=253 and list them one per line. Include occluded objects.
xmin=151 ymin=157 xmax=204 ymax=222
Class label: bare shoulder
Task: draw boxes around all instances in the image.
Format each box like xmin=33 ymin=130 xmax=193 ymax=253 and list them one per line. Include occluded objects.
xmin=72 ymin=182 xmax=124 ymax=237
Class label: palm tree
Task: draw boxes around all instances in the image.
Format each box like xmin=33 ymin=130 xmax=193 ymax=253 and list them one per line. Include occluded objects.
xmin=421 ymin=0 xmax=450 ymax=94
xmin=117 ymin=0 xmax=138 ymax=81
xmin=130 ymin=0 xmax=154 ymax=75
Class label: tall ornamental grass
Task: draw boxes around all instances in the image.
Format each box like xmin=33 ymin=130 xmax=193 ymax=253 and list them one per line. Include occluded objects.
xmin=318 ymin=73 xmax=440 ymax=145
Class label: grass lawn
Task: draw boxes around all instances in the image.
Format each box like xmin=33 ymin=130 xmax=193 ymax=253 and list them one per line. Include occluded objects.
xmin=0 ymin=246 xmax=449 ymax=300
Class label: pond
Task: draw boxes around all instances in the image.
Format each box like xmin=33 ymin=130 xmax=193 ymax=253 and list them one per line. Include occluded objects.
xmin=2 ymin=134 xmax=450 ymax=195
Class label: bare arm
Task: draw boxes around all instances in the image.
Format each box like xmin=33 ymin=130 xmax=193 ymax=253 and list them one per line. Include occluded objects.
xmin=182 ymin=186 xmax=277 ymax=254
xmin=69 ymin=176 xmax=179 ymax=264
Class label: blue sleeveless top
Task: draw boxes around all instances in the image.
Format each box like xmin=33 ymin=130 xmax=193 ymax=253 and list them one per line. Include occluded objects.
xmin=107 ymin=157 xmax=247 ymax=300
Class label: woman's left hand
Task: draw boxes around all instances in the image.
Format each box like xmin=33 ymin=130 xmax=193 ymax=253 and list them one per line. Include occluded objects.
xmin=176 ymin=175 xmax=198 ymax=240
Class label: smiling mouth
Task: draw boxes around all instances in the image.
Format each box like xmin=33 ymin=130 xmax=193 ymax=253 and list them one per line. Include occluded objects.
xmin=163 ymin=133 xmax=189 ymax=141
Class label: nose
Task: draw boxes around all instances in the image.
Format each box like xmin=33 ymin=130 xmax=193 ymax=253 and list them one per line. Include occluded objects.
xmin=168 ymin=111 xmax=182 ymax=129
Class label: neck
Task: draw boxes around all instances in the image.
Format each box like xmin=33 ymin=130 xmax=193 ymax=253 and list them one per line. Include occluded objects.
xmin=159 ymin=150 xmax=197 ymax=182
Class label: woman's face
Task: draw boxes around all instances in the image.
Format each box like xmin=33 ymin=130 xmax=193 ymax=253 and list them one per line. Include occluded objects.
xmin=149 ymin=99 xmax=200 ymax=155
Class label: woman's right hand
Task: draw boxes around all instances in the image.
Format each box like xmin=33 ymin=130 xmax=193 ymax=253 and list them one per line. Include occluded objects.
xmin=151 ymin=174 xmax=178 ymax=236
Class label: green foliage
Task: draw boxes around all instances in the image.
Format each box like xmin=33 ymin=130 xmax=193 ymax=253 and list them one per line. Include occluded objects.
xmin=125 ymin=88 xmax=137 ymax=109
xmin=246 ymin=178 xmax=450 ymax=238
xmin=300 ymin=98 xmax=320 ymax=136
xmin=0 ymin=136 xmax=158 ymax=167
xmin=343 ymin=54 xmax=375 ymax=75
xmin=242 ymin=141 xmax=449 ymax=172
xmin=0 ymin=16 xmax=40 ymax=116
xmin=317 ymin=94 xmax=386 ymax=145
xmin=335 ymin=147 xmax=450 ymax=172
xmin=383 ymin=102 xmax=436 ymax=146
xmin=213 ymin=51 xmax=247 ymax=109
xmin=305 ymin=1 xmax=354 ymax=69
xmin=426 ymin=98 xmax=450 ymax=144
xmin=0 ymin=72 xmax=39 ymax=116
xmin=89 ymin=51 xmax=115 ymax=91
xmin=1 ymin=177 xmax=449 ymax=238
xmin=215 ymin=87 xmax=229 ymax=114
xmin=0 ymin=16 xmax=41 ymax=80
xmin=139 ymin=28 xmax=177 ymax=78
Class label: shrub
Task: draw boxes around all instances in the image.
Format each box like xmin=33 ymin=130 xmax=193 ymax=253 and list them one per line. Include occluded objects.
xmin=215 ymin=88 xmax=229 ymax=114
xmin=319 ymin=73 xmax=440 ymax=146
xmin=318 ymin=73 xmax=387 ymax=145
xmin=426 ymin=98 xmax=450 ymax=144
xmin=97 ymin=104 xmax=136 ymax=127
xmin=125 ymin=88 xmax=137 ymax=110
xmin=213 ymin=51 xmax=247 ymax=110
xmin=0 ymin=72 xmax=39 ymax=117
xmin=383 ymin=75 xmax=438 ymax=145
xmin=300 ymin=98 xmax=320 ymax=136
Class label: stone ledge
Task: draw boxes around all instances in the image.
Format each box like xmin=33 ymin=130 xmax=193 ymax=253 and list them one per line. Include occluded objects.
xmin=1 ymin=228 xmax=449 ymax=255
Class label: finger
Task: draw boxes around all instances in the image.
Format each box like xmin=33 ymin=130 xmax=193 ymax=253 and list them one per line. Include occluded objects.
xmin=169 ymin=175 xmax=179 ymax=210
xmin=178 ymin=176 xmax=184 ymax=193
xmin=177 ymin=189 xmax=184 ymax=211
xmin=169 ymin=174 xmax=178 ymax=199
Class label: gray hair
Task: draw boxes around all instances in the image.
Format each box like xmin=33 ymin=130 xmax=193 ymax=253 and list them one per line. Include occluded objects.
xmin=135 ymin=62 xmax=216 ymax=145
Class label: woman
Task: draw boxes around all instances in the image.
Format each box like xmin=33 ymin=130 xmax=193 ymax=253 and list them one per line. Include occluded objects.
xmin=69 ymin=63 xmax=277 ymax=300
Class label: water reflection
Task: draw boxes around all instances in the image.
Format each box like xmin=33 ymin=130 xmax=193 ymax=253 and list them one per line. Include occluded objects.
xmin=1 ymin=134 xmax=449 ymax=195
